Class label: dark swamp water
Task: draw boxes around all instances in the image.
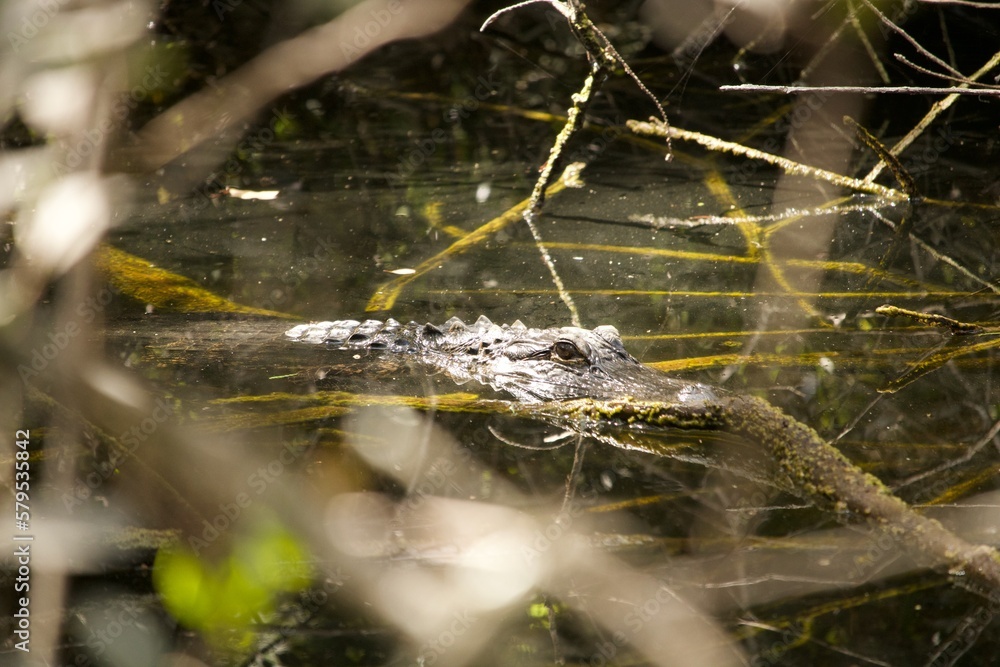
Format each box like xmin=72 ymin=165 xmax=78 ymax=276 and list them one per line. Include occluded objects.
xmin=4 ymin=1 xmax=1000 ymax=665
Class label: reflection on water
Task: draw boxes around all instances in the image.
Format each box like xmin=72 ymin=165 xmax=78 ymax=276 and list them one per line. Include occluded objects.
xmin=7 ymin=1 xmax=1000 ymax=665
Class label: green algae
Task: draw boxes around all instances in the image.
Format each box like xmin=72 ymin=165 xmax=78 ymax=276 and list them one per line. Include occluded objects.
xmin=96 ymin=245 xmax=292 ymax=317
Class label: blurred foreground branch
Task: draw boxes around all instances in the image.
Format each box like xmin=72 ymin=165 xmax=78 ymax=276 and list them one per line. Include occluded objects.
xmin=132 ymin=0 xmax=469 ymax=171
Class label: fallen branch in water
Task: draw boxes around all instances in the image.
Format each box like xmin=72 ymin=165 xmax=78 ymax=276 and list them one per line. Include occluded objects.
xmin=521 ymin=395 xmax=1000 ymax=595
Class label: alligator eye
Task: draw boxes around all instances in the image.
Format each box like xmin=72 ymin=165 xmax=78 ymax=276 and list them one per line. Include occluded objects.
xmin=552 ymin=340 xmax=585 ymax=362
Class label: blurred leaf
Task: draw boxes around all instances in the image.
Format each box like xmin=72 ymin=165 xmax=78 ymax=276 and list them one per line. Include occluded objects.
xmin=153 ymin=520 xmax=313 ymax=642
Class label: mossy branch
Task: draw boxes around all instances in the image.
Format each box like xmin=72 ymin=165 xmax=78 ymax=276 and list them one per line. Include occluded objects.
xmin=520 ymin=395 xmax=1000 ymax=594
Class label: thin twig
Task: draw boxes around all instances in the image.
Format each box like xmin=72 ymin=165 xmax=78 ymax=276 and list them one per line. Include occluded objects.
xmin=487 ymin=425 xmax=571 ymax=450
xmin=520 ymin=68 xmax=602 ymax=327
xmin=627 ymin=119 xmax=907 ymax=200
xmin=894 ymin=419 xmax=1000 ymax=493
xmin=524 ymin=70 xmax=601 ymax=218
xmin=482 ymin=0 xmax=677 ymax=325
xmin=893 ymin=53 xmax=1000 ymax=89
xmin=366 ymin=163 xmax=585 ymax=311
xmin=719 ymin=83 xmax=1000 ymax=96
xmin=875 ymin=304 xmax=986 ymax=335
xmin=480 ymin=0 xmax=571 ymax=31
xmin=629 ymin=201 xmax=888 ymax=230
xmin=862 ymin=0 xmax=965 ymax=78
xmin=483 ymin=0 xmax=672 ymax=154
xmin=865 ymin=47 xmax=1000 ymax=182
xmin=561 ymin=436 xmax=589 ymax=516
xmin=847 ymin=0 xmax=890 ymax=83
xmin=869 ymin=209 xmax=1000 ymax=294
xmin=798 ymin=8 xmax=852 ymax=82
xmin=919 ymin=0 xmax=1000 ymax=7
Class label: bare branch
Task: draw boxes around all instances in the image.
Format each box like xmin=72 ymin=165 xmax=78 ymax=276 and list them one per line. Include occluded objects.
xmin=133 ymin=0 xmax=470 ymax=171
xmin=919 ymin=0 xmax=1000 ymax=7
xmin=861 ymin=0 xmax=964 ymax=78
xmin=627 ymin=119 xmax=907 ymax=200
xmin=894 ymin=53 xmax=1000 ymax=88
xmin=720 ymin=83 xmax=1000 ymax=96
xmin=865 ymin=47 xmax=1000 ymax=181
xmin=480 ymin=0 xmax=570 ymax=32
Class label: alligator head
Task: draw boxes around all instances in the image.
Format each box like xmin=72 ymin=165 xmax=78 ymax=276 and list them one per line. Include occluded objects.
xmin=286 ymin=316 xmax=717 ymax=404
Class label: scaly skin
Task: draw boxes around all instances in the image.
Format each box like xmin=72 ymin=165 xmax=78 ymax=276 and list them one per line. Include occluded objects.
xmin=285 ymin=316 xmax=716 ymax=403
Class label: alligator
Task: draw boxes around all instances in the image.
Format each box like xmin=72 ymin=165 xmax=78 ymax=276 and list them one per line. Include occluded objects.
xmin=286 ymin=316 xmax=1000 ymax=593
xmin=285 ymin=315 xmax=717 ymax=403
